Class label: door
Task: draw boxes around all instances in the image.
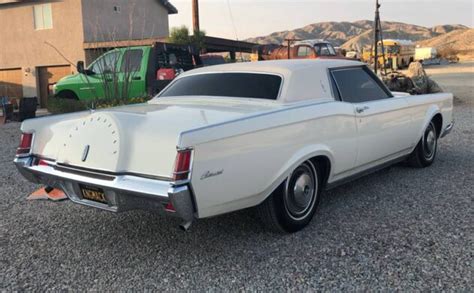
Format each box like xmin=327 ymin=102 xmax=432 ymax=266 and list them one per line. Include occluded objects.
xmin=0 ymin=68 xmax=23 ymax=98
xmin=84 ymin=50 xmax=122 ymax=99
xmin=38 ymin=65 xmax=71 ymax=107
xmin=118 ymin=48 xmax=146 ymax=98
xmin=331 ymin=66 xmax=413 ymax=167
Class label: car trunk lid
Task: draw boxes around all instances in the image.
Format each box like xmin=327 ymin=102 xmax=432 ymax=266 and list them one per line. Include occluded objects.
xmin=55 ymin=97 xmax=282 ymax=178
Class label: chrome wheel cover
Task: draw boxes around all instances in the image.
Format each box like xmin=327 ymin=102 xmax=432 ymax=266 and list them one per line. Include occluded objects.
xmin=283 ymin=162 xmax=318 ymax=221
xmin=422 ymin=123 xmax=437 ymax=160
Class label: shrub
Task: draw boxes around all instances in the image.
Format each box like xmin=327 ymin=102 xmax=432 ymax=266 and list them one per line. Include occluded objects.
xmin=47 ymin=97 xmax=87 ymax=114
xmin=47 ymin=96 xmax=152 ymax=114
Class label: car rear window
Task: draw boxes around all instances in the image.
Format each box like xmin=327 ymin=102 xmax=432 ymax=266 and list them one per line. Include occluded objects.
xmin=159 ymin=73 xmax=282 ymax=100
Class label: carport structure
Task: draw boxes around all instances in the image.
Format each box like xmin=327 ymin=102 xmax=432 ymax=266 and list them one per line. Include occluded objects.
xmin=83 ymin=36 xmax=256 ymax=63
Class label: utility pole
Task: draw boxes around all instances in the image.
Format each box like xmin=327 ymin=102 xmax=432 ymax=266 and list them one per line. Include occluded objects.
xmin=284 ymin=38 xmax=301 ymax=59
xmin=372 ymin=0 xmax=387 ymax=75
xmin=192 ymin=0 xmax=200 ymax=33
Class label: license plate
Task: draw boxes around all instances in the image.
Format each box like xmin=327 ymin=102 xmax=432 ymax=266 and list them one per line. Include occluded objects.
xmin=80 ymin=185 xmax=107 ymax=204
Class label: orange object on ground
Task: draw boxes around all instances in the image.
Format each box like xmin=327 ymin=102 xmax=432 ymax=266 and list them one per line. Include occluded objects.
xmin=27 ymin=186 xmax=68 ymax=201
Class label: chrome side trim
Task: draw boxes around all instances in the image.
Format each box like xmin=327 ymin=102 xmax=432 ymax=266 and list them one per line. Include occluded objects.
xmin=178 ymin=99 xmax=335 ymax=144
xmin=440 ymin=121 xmax=454 ymax=138
xmin=326 ymin=154 xmax=408 ymax=190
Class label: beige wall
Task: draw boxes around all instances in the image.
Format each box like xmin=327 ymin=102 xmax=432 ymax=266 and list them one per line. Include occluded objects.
xmin=0 ymin=0 xmax=85 ymax=97
xmin=81 ymin=0 xmax=170 ymax=43
xmin=0 ymin=0 xmax=171 ymax=98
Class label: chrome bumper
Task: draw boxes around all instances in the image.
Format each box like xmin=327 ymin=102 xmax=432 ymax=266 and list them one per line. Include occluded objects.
xmin=14 ymin=156 xmax=195 ymax=222
xmin=441 ymin=121 xmax=454 ymax=138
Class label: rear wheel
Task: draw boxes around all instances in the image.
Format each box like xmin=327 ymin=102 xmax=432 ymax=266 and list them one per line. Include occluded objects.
xmin=257 ymin=160 xmax=322 ymax=233
xmin=407 ymin=121 xmax=438 ymax=168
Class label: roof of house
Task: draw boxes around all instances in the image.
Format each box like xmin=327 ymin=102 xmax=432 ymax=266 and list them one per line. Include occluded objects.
xmin=0 ymin=0 xmax=178 ymax=14
xmin=159 ymin=0 xmax=178 ymax=14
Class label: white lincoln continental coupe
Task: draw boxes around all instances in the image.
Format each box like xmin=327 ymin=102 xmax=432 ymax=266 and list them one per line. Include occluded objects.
xmin=15 ymin=60 xmax=454 ymax=232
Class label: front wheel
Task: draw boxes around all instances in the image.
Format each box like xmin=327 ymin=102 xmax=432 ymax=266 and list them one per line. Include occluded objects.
xmin=407 ymin=121 xmax=438 ymax=168
xmin=257 ymin=160 xmax=322 ymax=233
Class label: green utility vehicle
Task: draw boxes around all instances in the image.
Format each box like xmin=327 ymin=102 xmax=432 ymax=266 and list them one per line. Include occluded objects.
xmin=53 ymin=43 xmax=201 ymax=101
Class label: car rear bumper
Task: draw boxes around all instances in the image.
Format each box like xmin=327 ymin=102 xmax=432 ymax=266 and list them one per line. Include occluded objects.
xmin=441 ymin=121 xmax=454 ymax=138
xmin=14 ymin=156 xmax=195 ymax=222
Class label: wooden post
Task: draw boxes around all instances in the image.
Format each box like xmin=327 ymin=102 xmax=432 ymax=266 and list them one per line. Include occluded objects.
xmin=373 ymin=0 xmax=380 ymax=74
xmin=229 ymin=51 xmax=236 ymax=62
xmin=192 ymin=0 xmax=200 ymax=33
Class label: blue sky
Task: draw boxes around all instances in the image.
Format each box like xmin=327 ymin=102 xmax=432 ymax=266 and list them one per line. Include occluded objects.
xmin=169 ymin=0 xmax=474 ymax=39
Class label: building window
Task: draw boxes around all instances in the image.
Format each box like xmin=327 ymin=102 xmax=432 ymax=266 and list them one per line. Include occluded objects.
xmin=113 ymin=5 xmax=121 ymax=13
xmin=33 ymin=4 xmax=53 ymax=30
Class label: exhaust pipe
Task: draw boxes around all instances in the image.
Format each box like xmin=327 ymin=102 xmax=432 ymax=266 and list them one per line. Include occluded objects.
xmin=179 ymin=221 xmax=192 ymax=231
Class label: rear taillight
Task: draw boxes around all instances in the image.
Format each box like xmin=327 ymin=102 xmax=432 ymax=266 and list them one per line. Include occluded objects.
xmin=16 ymin=133 xmax=33 ymax=156
xmin=172 ymin=149 xmax=193 ymax=182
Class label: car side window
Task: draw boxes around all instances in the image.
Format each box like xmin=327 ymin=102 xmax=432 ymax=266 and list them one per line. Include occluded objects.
xmin=331 ymin=67 xmax=392 ymax=103
xmin=320 ymin=45 xmax=330 ymax=56
xmin=89 ymin=51 xmax=120 ymax=74
xmin=297 ymin=46 xmax=311 ymax=57
xmin=327 ymin=44 xmax=337 ymax=56
xmin=121 ymin=49 xmax=143 ymax=72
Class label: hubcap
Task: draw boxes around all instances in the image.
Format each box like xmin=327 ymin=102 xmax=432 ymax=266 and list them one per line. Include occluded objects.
xmin=284 ymin=163 xmax=318 ymax=220
xmin=423 ymin=124 xmax=437 ymax=160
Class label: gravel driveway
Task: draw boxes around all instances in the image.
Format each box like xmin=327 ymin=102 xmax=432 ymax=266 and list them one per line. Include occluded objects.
xmin=1 ymin=69 xmax=472 ymax=291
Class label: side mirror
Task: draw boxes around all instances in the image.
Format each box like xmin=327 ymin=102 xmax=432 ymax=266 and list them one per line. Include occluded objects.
xmin=76 ymin=61 xmax=85 ymax=74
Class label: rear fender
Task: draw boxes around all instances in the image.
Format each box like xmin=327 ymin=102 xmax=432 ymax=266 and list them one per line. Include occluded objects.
xmin=417 ymin=105 xmax=441 ymax=140
xmin=258 ymin=144 xmax=335 ymax=203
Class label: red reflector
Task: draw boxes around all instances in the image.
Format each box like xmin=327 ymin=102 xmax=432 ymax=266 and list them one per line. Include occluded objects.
xmin=16 ymin=133 xmax=33 ymax=156
xmin=38 ymin=159 xmax=49 ymax=166
xmin=173 ymin=149 xmax=192 ymax=181
xmin=165 ymin=202 xmax=176 ymax=212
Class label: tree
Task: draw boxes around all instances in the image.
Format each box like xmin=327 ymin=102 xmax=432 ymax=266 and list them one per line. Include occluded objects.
xmin=168 ymin=26 xmax=191 ymax=45
xmin=191 ymin=29 xmax=206 ymax=52
xmin=168 ymin=25 xmax=206 ymax=52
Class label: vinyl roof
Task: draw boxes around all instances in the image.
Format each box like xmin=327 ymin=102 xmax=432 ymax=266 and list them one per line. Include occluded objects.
xmin=183 ymin=59 xmax=363 ymax=77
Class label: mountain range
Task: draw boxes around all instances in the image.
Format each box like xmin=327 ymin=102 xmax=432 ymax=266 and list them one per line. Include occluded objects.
xmin=245 ymin=20 xmax=471 ymax=52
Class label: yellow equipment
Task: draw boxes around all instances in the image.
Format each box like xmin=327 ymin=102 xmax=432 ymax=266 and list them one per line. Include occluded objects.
xmin=363 ymin=39 xmax=415 ymax=70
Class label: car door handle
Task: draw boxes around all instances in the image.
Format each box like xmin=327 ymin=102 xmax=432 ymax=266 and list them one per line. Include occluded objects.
xmin=356 ymin=106 xmax=370 ymax=113
xmin=131 ymin=76 xmax=141 ymax=81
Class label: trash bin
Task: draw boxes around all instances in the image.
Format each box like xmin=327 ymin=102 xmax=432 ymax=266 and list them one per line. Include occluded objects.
xmin=19 ymin=97 xmax=38 ymax=121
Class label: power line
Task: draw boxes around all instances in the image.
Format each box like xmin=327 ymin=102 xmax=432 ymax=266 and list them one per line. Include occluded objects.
xmin=226 ymin=0 xmax=243 ymax=61
xmin=226 ymin=0 xmax=239 ymax=41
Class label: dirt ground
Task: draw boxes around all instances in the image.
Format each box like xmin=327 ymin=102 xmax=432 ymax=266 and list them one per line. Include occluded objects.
xmin=1 ymin=61 xmax=473 ymax=291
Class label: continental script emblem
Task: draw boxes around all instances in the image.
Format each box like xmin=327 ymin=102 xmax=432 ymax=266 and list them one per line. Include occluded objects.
xmin=200 ymin=169 xmax=224 ymax=180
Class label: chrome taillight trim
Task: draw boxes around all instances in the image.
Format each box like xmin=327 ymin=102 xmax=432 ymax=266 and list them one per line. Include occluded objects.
xmin=15 ymin=132 xmax=35 ymax=158
xmin=172 ymin=147 xmax=194 ymax=185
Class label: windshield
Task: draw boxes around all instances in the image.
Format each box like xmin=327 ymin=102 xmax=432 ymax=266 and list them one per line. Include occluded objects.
xmin=159 ymin=73 xmax=282 ymax=100
xmin=385 ymin=45 xmax=400 ymax=54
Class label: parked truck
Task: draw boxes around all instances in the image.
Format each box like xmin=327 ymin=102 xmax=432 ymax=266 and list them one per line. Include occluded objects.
xmin=415 ymin=47 xmax=438 ymax=61
xmin=53 ymin=43 xmax=202 ymax=101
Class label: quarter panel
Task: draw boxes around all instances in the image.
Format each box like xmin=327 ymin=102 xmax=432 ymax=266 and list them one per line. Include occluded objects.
xmin=403 ymin=93 xmax=453 ymax=143
xmin=188 ymin=102 xmax=357 ymax=218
